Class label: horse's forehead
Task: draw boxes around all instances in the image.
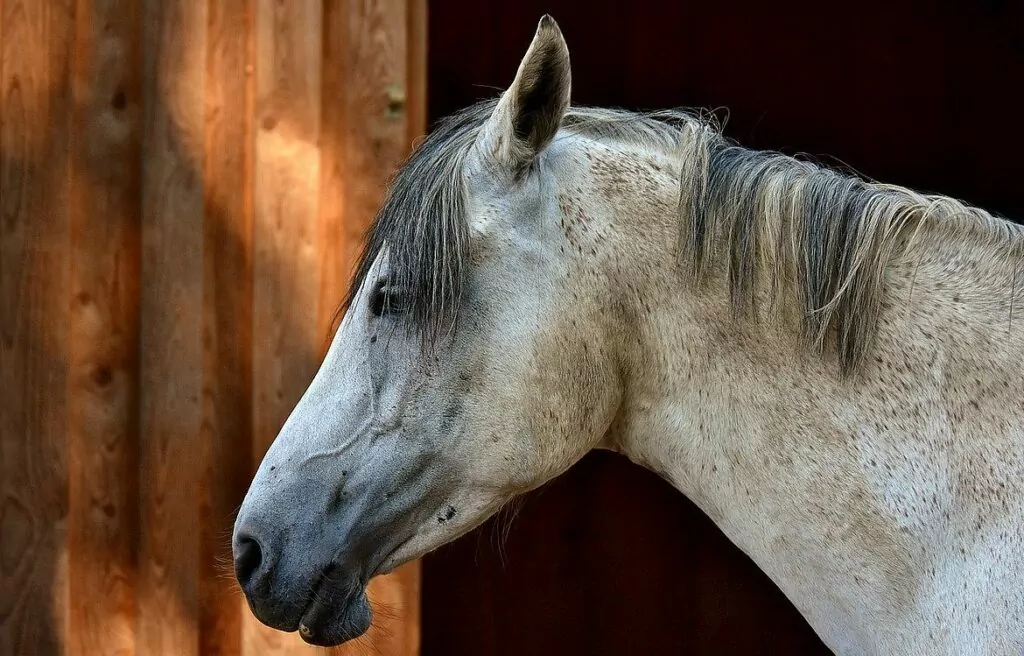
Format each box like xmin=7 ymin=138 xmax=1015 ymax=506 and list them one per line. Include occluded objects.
xmin=358 ymin=244 xmax=391 ymax=284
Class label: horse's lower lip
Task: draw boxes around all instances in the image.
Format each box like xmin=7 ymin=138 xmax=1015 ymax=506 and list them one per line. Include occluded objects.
xmin=295 ymin=571 xmax=371 ymax=647
xmin=297 ymin=575 xmax=335 ymax=641
xmin=292 ymin=537 xmax=412 ymax=646
xmin=296 ymin=593 xmax=371 ymax=647
xmin=297 ymin=599 xmax=338 ymax=646
xmin=297 ymin=607 xmax=324 ymax=644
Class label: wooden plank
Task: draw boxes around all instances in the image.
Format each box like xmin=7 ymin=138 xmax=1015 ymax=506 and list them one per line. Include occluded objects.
xmin=138 ymin=0 xmax=207 ymax=654
xmin=66 ymin=1 xmax=141 ymax=654
xmin=0 ymin=0 xmax=74 ymax=653
xmin=247 ymin=0 xmax=322 ymax=653
xmin=200 ymin=0 xmax=254 ymax=655
xmin=320 ymin=1 xmax=424 ymax=654
xmin=406 ymin=0 xmax=427 ymax=149
xmin=316 ymin=0 xmax=349 ymax=344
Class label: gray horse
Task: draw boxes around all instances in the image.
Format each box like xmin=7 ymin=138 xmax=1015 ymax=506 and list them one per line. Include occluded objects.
xmin=235 ymin=15 xmax=1024 ymax=654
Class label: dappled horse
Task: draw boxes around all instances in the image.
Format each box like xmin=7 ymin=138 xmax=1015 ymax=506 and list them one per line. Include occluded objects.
xmin=233 ymin=15 xmax=1024 ymax=654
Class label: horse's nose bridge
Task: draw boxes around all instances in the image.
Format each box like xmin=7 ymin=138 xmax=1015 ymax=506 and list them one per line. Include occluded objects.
xmin=272 ymin=358 xmax=375 ymax=467
xmin=255 ymin=402 xmax=359 ymax=483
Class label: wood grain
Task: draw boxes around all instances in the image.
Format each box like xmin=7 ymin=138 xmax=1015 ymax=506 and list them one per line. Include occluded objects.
xmin=406 ymin=0 xmax=426 ymax=150
xmin=315 ymin=0 xmax=349 ymax=346
xmin=200 ymin=1 xmax=254 ymax=656
xmin=0 ymin=1 xmax=425 ymax=653
xmin=67 ymin=1 xmax=141 ymax=654
xmin=0 ymin=0 xmax=73 ymax=653
xmin=139 ymin=1 xmax=207 ymax=654
xmin=248 ymin=0 xmax=323 ymax=653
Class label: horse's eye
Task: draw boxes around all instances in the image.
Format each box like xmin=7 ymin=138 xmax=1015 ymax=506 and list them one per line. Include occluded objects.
xmin=369 ymin=281 xmax=406 ymax=317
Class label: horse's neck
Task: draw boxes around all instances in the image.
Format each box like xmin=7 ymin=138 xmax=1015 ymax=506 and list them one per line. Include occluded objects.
xmin=602 ymin=181 xmax=1024 ymax=650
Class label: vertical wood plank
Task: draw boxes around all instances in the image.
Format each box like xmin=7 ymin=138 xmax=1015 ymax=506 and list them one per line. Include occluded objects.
xmin=406 ymin=0 xmax=426 ymax=149
xmin=67 ymin=0 xmax=141 ymax=654
xmin=248 ymin=0 xmax=322 ymax=653
xmin=315 ymin=0 xmax=349 ymax=344
xmin=201 ymin=0 xmax=254 ymax=655
xmin=139 ymin=0 xmax=207 ymax=654
xmin=0 ymin=0 xmax=74 ymax=653
xmin=320 ymin=1 xmax=424 ymax=654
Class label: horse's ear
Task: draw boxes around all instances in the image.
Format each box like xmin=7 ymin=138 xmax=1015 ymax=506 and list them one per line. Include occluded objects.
xmin=481 ymin=15 xmax=571 ymax=171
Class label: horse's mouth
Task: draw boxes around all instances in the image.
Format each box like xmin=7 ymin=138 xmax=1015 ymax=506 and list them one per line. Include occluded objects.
xmin=293 ymin=534 xmax=416 ymax=646
xmin=296 ymin=572 xmax=372 ymax=647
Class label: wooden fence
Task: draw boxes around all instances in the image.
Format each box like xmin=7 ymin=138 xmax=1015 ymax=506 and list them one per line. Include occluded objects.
xmin=0 ymin=0 xmax=425 ymax=654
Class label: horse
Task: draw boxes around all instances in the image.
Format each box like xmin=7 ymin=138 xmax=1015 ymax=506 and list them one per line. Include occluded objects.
xmin=232 ymin=15 xmax=1024 ymax=654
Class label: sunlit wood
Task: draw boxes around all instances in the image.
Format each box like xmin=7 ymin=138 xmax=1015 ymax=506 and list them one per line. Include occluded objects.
xmin=0 ymin=0 xmax=424 ymax=653
xmin=67 ymin=1 xmax=141 ymax=654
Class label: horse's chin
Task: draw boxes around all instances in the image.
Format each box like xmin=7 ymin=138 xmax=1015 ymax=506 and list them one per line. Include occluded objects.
xmin=296 ymin=582 xmax=372 ymax=647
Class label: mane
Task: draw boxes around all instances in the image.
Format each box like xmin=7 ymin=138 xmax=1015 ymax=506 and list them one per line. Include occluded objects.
xmin=344 ymin=102 xmax=484 ymax=349
xmin=345 ymin=97 xmax=1023 ymax=372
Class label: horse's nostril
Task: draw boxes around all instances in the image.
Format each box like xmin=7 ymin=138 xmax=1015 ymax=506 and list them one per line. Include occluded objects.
xmin=234 ymin=534 xmax=264 ymax=588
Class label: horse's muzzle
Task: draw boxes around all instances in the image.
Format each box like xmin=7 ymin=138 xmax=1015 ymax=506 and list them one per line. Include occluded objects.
xmin=232 ymin=520 xmax=372 ymax=647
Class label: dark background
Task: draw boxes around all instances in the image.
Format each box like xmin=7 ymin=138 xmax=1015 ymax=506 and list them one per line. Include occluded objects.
xmin=421 ymin=2 xmax=1023 ymax=654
